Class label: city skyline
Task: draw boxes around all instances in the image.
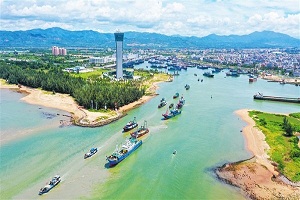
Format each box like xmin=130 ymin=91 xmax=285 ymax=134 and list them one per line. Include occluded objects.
xmin=0 ymin=0 xmax=299 ymax=39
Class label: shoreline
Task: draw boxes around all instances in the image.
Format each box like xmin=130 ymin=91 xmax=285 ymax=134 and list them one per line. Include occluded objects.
xmin=0 ymin=79 xmax=163 ymax=128
xmin=216 ymin=109 xmax=300 ymax=199
xmin=260 ymin=74 xmax=300 ymax=85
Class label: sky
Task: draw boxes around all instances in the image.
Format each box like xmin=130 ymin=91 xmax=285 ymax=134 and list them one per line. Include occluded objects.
xmin=0 ymin=0 xmax=299 ymax=38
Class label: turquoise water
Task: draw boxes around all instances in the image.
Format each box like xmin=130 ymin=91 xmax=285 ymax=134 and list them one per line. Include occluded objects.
xmin=0 ymin=69 xmax=299 ymax=199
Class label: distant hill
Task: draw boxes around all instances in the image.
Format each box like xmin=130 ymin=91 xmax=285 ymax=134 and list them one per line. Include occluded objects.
xmin=0 ymin=27 xmax=299 ymax=48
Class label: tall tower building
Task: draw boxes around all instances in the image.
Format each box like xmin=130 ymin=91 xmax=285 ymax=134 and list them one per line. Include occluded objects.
xmin=114 ymin=31 xmax=124 ymax=79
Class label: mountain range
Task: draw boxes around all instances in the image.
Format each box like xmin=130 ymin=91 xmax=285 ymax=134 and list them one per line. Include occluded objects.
xmin=0 ymin=27 xmax=299 ymax=48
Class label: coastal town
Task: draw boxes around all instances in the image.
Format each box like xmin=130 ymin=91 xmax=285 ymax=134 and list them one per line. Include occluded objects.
xmin=2 ymin=47 xmax=300 ymax=80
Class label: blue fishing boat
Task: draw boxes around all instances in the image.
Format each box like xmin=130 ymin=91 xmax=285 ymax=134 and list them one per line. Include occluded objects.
xmin=123 ymin=117 xmax=138 ymax=132
xmin=106 ymin=137 xmax=142 ymax=167
xmin=162 ymin=108 xmax=182 ymax=120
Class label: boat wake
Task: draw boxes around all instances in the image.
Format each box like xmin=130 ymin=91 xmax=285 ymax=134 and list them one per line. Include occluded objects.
xmin=149 ymin=124 xmax=168 ymax=133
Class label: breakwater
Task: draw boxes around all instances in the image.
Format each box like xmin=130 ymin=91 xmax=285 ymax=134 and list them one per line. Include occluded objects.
xmin=254 ymin=94 xmax=300 ymax=104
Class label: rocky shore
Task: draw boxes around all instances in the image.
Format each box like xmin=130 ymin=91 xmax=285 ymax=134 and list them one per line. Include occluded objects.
xmin=216 ymin=158 xmax=300 ymax=199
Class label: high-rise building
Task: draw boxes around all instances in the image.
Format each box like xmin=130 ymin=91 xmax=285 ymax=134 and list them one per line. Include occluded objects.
xmin=52 ymin=46 xmax=67 ymax=56
xmin=62 ymin=48 xmax=67 ymax=55
xmin=52 ymin=46 xmax=59 ymax=56
xmin=114 ymin=31 xmax=124 ymax=79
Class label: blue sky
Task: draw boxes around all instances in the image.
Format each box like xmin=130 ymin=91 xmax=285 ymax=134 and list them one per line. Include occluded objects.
xmin=0 ymin=0 xmax=299 ymax=38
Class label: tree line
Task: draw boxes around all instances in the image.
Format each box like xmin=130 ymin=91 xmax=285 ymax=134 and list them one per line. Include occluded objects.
xmin=0 ymin=61 xmax=145 ymax=110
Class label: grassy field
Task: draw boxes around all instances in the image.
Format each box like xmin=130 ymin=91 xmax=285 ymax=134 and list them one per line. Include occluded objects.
xmin=249 ymin=111 xmax=300 ymax=181
xmin=71 ymin=68 xmax=110 ymax=79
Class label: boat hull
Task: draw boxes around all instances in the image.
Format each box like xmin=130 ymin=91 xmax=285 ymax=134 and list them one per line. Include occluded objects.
xmin=107 ymin=140 xmax=142 ymax=167
xmin=84 ymin=148 xmax=98 ymax=159
xmin=130 ymin=128 xmax=149 ymax=138
xmin=123 ymin=123 xmax=138 ymax=132
xmin=162 ymin=110 xmax=182 ymax=120
xmin=253 ymin=95 xmax=300 ymax=104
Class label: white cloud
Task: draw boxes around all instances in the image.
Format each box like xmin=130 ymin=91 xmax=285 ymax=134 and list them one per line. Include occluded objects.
xmin=0 ymin=0 xmax=299 ymax=39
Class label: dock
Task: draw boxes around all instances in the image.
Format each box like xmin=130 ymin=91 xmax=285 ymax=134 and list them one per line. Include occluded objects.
xmin=253 ymin=94 xmax=300 ymax=104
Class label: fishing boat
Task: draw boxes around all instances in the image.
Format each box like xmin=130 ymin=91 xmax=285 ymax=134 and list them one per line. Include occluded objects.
xmin=158 ymin=98 xmax=167 ymax=108
xmin=249 ymin=75 xmax=257 ymax=82
xmin=212 ymin=68 xmax=221 ymax=73
xmin=226 ymin=70 xmax=239 ymax=77
xmin=162 ymin=108 xmax=182 ymax=120
xmin=176 ymin=96 xmax=185 ymax=109
xmin=185 ymin=84 xmax=190 ymax=90
xmin=173 ymin=92 xmax=179 ymax=99
xmin=197 ymin=65 xmax=209 ymax=69
xmin=84 ymin=148 xmax=98 ymax=159
xmin=106 ymin=137 xmax=142 ymax=167
xmin=123 ymin=117 xmax=138 ymax=132
xmin=203 ymin=72 xmax=214 ymax=78
xmin=39 ymin=175 xmax=61 ymax=195
xmin=130 ymin=121 xmax=149 ymax=138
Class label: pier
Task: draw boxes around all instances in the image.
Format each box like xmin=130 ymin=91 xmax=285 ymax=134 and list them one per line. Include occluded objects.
xmin=253 ymin=93 xmax=300 ymax=104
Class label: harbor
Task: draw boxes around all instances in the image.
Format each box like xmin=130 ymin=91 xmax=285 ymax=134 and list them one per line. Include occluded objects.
xmin=1 ymin=68 xmax=299 ymax=199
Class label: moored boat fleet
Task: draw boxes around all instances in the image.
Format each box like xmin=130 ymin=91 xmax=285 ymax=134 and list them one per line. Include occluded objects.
xmin=159 ymin=90 xmax=186 ymax=120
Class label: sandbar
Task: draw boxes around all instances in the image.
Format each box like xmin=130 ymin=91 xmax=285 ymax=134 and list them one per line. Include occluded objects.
xmin=0 ymin=79 xmax=162 ymax=127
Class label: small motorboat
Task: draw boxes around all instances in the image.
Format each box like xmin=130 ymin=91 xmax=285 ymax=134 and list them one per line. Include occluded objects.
xmin=158 ymin=98 xmax=167 ymax=108
xmin=39 ymin=175 xmax=61 ymax=195
xmin=185 ymin=84 xmax=190 ymax=90
xmin=173 ymin=92 xmax=179 ymax=99
xmin=173 ymin=150 xmax=177 ymax=155
xmin=84 ymin=147 xmax=98 ymax=159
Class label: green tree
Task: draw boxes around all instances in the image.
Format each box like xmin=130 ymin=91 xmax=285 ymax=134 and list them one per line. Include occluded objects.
xmin=283 ymin=117 xmax=293 ymax=137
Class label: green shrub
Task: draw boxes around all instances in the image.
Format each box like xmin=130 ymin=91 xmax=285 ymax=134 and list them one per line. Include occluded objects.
xmin=290 ymin=149 xmax=300 ymax=159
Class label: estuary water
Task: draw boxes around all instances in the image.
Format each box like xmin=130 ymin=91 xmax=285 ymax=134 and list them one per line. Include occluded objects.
xmin=0 ymin=68 xmax=299 ymax=200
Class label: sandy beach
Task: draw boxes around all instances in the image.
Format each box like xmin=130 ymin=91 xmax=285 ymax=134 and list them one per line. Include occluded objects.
xmin=216 ymin=109 xmax=300 ymax=199
xmin=0 ymin=79 xmax=162 ymax=127
xmin=260 ymin=74 xmax=300 ymax=85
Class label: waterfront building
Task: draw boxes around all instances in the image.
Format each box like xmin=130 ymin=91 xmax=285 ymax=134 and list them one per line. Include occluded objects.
xmin=114 ymin=31 xmax=124 ymax=79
